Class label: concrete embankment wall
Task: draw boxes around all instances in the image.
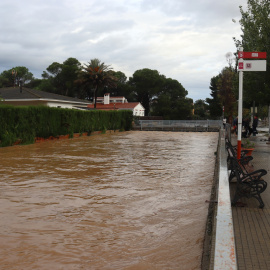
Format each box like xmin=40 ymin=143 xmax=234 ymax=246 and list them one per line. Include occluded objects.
xmin=201 ymin=131 xmax=220 ymax=269
xmin=202 ymin=130 xmax=237 ymax=270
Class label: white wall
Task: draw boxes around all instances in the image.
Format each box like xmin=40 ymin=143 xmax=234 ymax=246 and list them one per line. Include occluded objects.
xmin=47 ymin=101 xmax=74 ymax=109
xmin=133 ymin=104 xmax=145 ymax=116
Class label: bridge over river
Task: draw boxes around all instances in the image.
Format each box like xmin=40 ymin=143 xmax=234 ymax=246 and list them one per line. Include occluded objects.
xmin=133 ymin=120 xmax=222 ymax=132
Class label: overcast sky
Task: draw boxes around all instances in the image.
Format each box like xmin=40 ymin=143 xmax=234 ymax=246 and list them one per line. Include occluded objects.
xmin=0 ymin=0 xmax=247 ymax=101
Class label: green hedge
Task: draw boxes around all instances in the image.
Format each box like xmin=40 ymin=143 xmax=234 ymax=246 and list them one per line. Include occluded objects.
xmin=0 ymin=105 xmax=133 ymax=147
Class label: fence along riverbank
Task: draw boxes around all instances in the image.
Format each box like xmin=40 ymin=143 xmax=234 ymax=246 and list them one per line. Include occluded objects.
xmin=133 ymin=120 xmax=222 ymax=131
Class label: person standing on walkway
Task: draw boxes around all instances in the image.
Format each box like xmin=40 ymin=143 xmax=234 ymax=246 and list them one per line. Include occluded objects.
xmin=233 ymin=117 xmax=238 ymax=134
xmin=223 ymin=118 xmax=227 ymax=129
xmin=243 ymin=118 xmax=250 ymax=137
xmin=252 ymin=115 xmax=258 ymax=136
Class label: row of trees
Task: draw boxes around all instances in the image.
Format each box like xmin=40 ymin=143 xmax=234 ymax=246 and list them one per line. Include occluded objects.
xmin=4 ymin=1 xmax=266 ymax=121
xmin=206 ymin=0 xmax=270 ymax=123
xmin=0 ymin=59 xmax=194 ymax=119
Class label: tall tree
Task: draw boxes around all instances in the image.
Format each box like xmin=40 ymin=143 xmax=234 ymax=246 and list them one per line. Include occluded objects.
xmin=42 ymin=62 xmax=63 ymax=94
xmin=129 ymin=68 xmax=165 ymax=116
xmin=40 ymin=57 xmax=81 ymax=97
xmin=0 ymin=66 xmax=34 ymax=88
xmin=234 ymin=0 xmax=270 ymax=105
xmin=76 ymin=59 xmax=117 ymax=107
xmin=61 ymin=58 xmax=81 ymax=97
xmin=151 ymin=78 xmax=192 ymax=119
xmin=206 ymin=75 xmax=223 ymax=118
xmin=194 ymin=99 xmax=209 ymax=119
xmin=217 ymin=67 xmax=237 ymax=124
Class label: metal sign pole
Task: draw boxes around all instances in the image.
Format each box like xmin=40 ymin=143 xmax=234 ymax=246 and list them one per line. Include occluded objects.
xmin=268 ymin=105 xmax=270 ymax=135
xmin=236 ymin=49 xmax=267 ymax=153
xmin=237 ymin=47 xmax=244 ymax=159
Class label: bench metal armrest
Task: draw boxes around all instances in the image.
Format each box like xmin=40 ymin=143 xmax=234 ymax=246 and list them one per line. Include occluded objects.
xmin=238 ymin=156 xmax=253 ymax=165
xmin=241 ymin=169 xmax=267 ymax=182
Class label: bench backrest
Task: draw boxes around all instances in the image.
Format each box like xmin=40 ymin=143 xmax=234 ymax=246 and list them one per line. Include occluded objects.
xmin=231 ymin=156 xmax=245 ymax=178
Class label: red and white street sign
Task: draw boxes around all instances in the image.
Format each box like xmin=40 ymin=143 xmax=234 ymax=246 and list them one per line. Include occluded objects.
xmin=238 ymin=51 xmax=267 ymax=59
xmin=237 ymin=48 xmax=267 ymax=159
xmin=238 ymin=62 xmax=244 ymax=70
xmin=238 ymin=60 xmax=266 ymax=71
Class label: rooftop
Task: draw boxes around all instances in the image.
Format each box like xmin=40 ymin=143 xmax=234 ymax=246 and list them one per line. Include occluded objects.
xmin=0 ymin=87 xmax=91 ymax=104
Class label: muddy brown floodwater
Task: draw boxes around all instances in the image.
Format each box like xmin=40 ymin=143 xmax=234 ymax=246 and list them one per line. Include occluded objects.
xmin=0 ymin=131 xmax=218 ymax=270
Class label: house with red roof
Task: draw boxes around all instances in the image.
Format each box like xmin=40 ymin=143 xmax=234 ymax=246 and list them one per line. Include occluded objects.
xmin=87 ymin=93 xmax=145 ymax=116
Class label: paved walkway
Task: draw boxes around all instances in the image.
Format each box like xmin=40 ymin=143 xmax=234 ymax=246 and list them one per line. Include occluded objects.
xmin=230 ymin=127 xmax=270 ymax=269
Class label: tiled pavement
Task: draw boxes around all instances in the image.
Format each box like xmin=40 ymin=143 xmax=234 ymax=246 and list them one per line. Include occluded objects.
xmin=230 ymin=128 xmax=270 ymax=269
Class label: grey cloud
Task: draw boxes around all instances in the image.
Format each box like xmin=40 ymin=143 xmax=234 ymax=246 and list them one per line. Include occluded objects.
xmin=141 ymin=0 xmax=246 ymax=26
xmin=0 ymin=0 xmax=247 ymax=101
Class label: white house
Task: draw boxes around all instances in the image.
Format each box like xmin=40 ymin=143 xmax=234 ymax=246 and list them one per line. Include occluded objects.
xmin=88 ymin=93 xmax=145 ymax=116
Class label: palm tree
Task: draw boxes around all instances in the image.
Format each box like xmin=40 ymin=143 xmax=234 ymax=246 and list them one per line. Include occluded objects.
xmin=77 ymin=59 xmax=118 ymax=108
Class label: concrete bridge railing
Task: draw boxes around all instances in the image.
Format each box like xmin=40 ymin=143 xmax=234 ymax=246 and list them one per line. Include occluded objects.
xmin=133 ymin=120 xmax=222 ymax=131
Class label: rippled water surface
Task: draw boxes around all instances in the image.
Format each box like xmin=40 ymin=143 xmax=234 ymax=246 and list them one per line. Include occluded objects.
xmin=0 ymin=131 xmax=218 ymax=270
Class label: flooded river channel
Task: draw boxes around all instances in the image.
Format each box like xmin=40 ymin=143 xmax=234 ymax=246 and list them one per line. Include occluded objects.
xmin=0 ymin=131 xmax=218 ymax=270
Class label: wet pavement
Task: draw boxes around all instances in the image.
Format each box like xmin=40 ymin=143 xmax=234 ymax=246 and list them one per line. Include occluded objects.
xmin=230 ymin=127 xmax=270 ymax=269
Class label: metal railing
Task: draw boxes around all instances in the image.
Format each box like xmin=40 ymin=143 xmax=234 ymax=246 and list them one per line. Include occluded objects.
xmin=134 ymin=120 xmax=222 ymax=131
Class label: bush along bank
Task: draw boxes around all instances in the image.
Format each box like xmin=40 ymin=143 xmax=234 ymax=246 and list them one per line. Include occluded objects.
xmin=0 ymin=105 xmax=133 ymax=147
